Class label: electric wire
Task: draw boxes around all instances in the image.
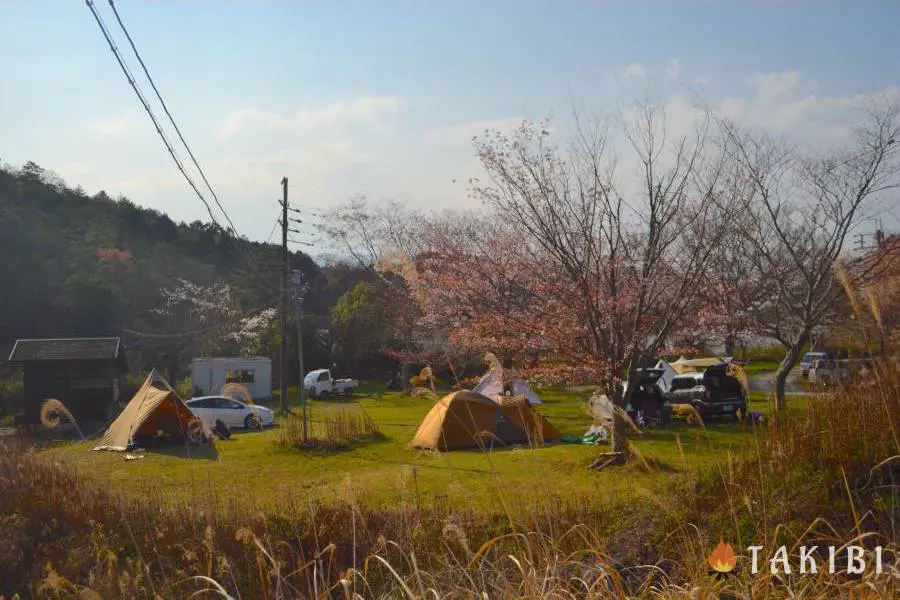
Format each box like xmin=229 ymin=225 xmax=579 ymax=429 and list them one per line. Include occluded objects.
xmin=86 ymin=0 xmax=283 ymax=296
xmin=105 ymin=0 xmax=239 ymax=237
xmin=265 ymin=216 xmax=280 ymax=244
xmin=288 ymin=206 xmax=328 ymax=218
xmin=87 ymin=0 xmax=317 ymax=336
xmin=85 ymin=0 xmax=220 ymax=227
xmin=123 ymin=304 xmax=279 ymax=340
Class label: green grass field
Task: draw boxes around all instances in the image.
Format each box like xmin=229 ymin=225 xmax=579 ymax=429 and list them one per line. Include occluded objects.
xmin=740 ymin=359 xmax=783 ymax=376
xmin=40 ymin=378 xmax=804 ymax=514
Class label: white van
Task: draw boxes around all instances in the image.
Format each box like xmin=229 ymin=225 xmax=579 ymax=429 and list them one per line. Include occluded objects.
xmin=190 ymin=357 xmax=272 ymax=401
xmin=800 ymin=352 xmax=827 ymax=378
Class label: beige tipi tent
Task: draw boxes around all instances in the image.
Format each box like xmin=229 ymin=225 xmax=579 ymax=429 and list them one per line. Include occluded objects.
xmin=93 ymin=370 xmax=202 ymax=451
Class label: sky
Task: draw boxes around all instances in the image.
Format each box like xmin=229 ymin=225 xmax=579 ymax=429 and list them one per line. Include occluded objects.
xmin=1 ymin=1 xmax=899 ymax=244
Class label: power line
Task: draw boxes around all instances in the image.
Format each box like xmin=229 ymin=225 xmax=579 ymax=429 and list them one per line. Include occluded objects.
xmin=265 ymin=216 xmax=280 ymax=244
xmin=123 ymin=323 xmax=230 ymax=340
xmin=123 ymin=305 xmax=276 ymax=339
xmin=86 ymin=1 xmax=281 ymax=297
xmin=105 ymin=0 xmax=238 ymax=237
xmin=84 ymin=0 xmax=220 ymax=229
xmin=287 ymin=206 xmax=328 ymax=219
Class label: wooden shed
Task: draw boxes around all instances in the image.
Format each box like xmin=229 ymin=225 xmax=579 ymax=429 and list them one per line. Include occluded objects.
xmin=7 ymin=337 xmax=128 ymax=424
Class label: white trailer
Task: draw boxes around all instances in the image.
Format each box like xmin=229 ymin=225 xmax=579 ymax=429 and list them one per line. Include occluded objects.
xmin=190 ymin=357 xmax=272 ymax=401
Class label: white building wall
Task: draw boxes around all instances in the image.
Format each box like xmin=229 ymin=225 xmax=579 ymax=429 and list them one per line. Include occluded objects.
xmin=191 ymin=358 xmax=272 ymax=401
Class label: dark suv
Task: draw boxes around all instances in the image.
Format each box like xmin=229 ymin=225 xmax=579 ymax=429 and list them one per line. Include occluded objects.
xmin=665 ymin=364 xmax=746 ymax=421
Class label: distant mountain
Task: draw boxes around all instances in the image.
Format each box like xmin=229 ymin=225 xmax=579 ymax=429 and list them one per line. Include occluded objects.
xmin=0 ymin=160 xmax=330 ymax=377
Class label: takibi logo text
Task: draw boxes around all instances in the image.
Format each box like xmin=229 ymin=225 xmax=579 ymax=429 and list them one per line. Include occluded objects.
xmin=708 ymin=541 xmax=886 ymax=575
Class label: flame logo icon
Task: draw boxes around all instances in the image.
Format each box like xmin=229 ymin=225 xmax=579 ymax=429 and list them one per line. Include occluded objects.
xmin=707 ymin=539 xmax=737 ymax=573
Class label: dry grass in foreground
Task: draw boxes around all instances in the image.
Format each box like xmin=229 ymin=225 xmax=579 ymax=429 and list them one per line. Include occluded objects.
xmin=1 ymin=368 xmax=898 ymax=598
xmin=276 ymin=408 xmax=384 ymax=451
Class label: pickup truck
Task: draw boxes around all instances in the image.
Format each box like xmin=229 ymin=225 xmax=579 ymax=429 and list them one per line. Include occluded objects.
xmin=303 ymin=369 xmax=358 ymax=399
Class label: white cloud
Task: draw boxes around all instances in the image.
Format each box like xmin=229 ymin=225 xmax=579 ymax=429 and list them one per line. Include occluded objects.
xmin=218 ymin=97 xmax=401 ymax=139
xmin=720 ymin=71 xmax=900 ymax=136
xmin=615 ymin=63 xmax=647 ymax=80
xmin=666 ymin=59 xmax=681 ymax=80
xmin=425 ymin=118 xmax=524 ymax=146
xmin=110 ymin=175 xmax=184 ymax=193
xmin=84 ymin=112 xmax=138 ymax=138
xmin=212 ymin=99 xmax=404 ymax=178
xmin=53 ymin=162 xmax=93 ymax=180
xmin=26 ymin=74 xmax=900 ymax=244
xmin=746 ymin=71 xmax=803 ymax=103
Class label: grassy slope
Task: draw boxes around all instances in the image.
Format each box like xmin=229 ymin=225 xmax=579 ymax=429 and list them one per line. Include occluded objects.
xmin=40 ymin=378 xmax=802 ymax=513
xmin=740 ymin=359 xmax=783 ymax=377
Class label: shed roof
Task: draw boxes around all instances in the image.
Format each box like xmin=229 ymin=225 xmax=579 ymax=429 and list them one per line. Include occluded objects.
xmin=8 ymin=337 xmax=122 ymax=362
xmin=191 ymin=356 xmax=271 ymax=364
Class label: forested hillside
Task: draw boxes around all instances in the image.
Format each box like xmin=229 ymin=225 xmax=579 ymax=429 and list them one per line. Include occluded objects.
xmin=0 ymin=160 xmax=362 ymax=381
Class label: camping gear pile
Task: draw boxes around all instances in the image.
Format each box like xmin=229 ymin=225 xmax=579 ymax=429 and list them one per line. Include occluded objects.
xmin=622 ymin=368 xmax=671 ymax=428
xmin=561 ymin=424 xmax=609 ymax=445
xmin=472 ymin=352 xmax=543 ymax=405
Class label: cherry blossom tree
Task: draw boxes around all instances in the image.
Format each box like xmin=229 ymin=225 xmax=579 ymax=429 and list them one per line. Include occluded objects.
xmin=719 ymin=99 xmax=900 ymax=409
xmin=470 ymin=104 xmax=740 ymax=462
xmin=321 ymin=195 xmax=423 ymax=269
xmin=137 ymin=279 xmax=275 ymax=383
xmin=679 ymin=212 xmax=767 ymax=356
xmin=322 ymin=198 xmax=431 ymax=388
xmin=416 ymin=215 xmax=548 ymax=362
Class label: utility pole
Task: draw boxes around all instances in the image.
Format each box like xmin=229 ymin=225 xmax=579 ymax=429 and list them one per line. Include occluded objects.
xmin=279 ymin=177 xmax=289 ymax=414
xmin=292 ymin=270 xmax=309 ymax=441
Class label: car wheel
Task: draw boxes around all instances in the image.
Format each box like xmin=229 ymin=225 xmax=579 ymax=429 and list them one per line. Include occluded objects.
xmin=319 ymin=390 xmax=329 ymax=401
xmin=245 ymin=414 xmax=262 ymax=430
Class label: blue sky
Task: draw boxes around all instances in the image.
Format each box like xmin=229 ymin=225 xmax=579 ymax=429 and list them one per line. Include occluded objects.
xmin=2 ymin=1 xmax=899 ymax=242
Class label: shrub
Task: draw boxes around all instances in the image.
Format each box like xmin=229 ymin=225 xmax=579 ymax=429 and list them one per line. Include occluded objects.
xmin=175 ymin=377 xmax=193 ymax=399
xmin=740 ymin=344 xmax=787 ymax=362
xmin=119 ymin=370 xmax=149 ymax=402
xmin=0 ymin=375 xmax=24 ymax=419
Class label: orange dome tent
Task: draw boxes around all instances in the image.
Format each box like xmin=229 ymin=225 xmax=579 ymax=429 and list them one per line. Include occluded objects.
xmin=409 ymin=390 xmax=559 ymax=451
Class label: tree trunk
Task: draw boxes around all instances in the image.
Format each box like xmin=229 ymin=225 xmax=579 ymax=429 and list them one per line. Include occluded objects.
xmin=774 ymin=330 xmax=810 ymax=410
xmin=608 ymin=365 xmax=640 ymax=465
xmin=611 ymin=409 xmax=628 ymax=461
xmin=724 ymin=332 xmax=736 ymax=357
xmin=401 ymin=362 xmax=410 ymax=393
xmin=773 ymin=363 xmax=789 ymax=411
xmin=165 ymin=352 xmax=179 ymax=388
